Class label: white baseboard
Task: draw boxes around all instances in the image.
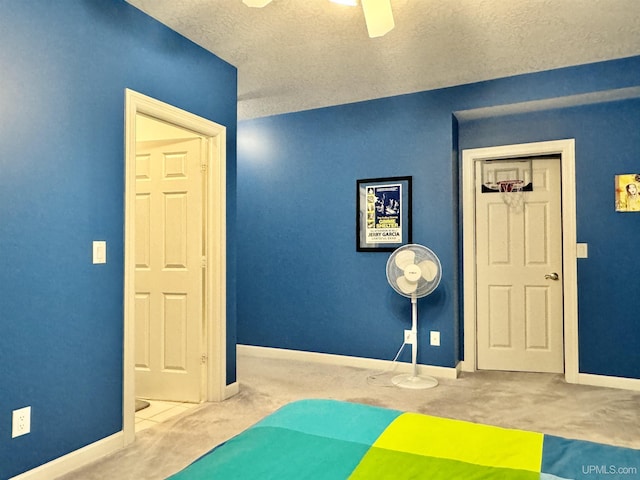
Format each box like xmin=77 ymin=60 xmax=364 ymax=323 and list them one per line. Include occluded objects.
xmin=238 ymin=344 xmax=459 ymax=380
xmin=224 ymin=381 xmax=240 ymax=398
xmin=458 ymin=360 xmax=474 ymax=372
xmin=10 ymin=432 xmax=123 ymax=480
xmin=456 ymin=359 xmax=640 ymax=392
xmin=240 ymin=345 xmax=640 ymax=391
xmin=577 ymin=372 xmax=640 ymax=391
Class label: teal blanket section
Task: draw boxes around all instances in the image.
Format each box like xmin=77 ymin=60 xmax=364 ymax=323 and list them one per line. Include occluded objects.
xmin=167 ymin=400 xmax=401 ymax=480
xmin=541 ymin=434 xmax=640 ymax=479
xmin=167 ymin=426 xmax=371 ymax=480
xmin=254 ymin=399 xmax=402 ymax=444
xmin=167 ymin=400 xmax=640 ymax=480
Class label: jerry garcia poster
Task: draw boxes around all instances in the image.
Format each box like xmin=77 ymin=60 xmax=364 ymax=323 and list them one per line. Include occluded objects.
xmin=357 ymin=177 xmax=412 ymax=252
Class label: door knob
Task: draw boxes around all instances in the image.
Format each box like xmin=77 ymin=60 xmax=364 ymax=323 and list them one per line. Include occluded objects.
xmin=545 ymin=272 xmax=559 ymax=281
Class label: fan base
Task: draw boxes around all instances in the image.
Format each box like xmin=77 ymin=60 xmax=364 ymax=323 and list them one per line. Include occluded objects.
xmin=392 ymin=373 xmax=438 ymax=390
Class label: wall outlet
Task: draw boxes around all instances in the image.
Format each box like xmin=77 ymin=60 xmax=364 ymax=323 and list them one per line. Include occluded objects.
xmin=430 ymin=331 xmax=441 ymax=347
xmin=12 ymin=406 xmax=31 ymax=438
xmin=404 ymin=329 xmax=416 ymax=345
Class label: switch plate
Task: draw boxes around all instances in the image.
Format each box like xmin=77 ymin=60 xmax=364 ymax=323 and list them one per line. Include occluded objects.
xmin=430 ymin=331 xmax=440 ymax=346
xmin=12 ymin=406 xmax=31 ymax=438
xmin=576 ymin=243 xmax=588 ymax=258
xmin=93 ymin=241 xmax=107 ymax=264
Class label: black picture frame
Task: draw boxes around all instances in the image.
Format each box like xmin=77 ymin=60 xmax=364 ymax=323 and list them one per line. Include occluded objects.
xmin=356 ymin=176 xmax=412 ymax=252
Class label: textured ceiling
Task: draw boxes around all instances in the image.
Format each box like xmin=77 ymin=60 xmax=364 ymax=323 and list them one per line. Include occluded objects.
xmin=125 ymin=0 xmax=640 ymax=120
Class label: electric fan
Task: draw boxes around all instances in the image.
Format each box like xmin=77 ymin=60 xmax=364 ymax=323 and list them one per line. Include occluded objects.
xmin=386 ymin=244 xmax=442 ymax=389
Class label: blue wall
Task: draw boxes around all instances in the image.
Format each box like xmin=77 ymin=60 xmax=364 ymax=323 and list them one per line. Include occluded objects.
xmin=459 ymin=99 xmax=640 ymax=379
xmin=0 ymin=1 xmax=237 ymax=478
xmin=238 ymin=99 xmax=458 ymax=367
xmin=237 ymin=57 xmax=640 ymax=378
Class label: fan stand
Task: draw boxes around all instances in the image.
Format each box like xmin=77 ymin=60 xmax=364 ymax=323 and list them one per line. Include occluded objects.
xmin=392 ymin=296 xmax=439 ymax=389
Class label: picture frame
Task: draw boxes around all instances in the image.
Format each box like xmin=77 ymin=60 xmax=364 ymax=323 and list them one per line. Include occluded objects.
xmin=615 ymin=173 xmax=640 ymax=212
xmin=356 ymin=176 xmax=412 ymax=252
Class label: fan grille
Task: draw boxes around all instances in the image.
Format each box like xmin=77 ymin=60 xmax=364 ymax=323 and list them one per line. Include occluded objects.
xmin=386 ymin=244 xmax=442 ymax=298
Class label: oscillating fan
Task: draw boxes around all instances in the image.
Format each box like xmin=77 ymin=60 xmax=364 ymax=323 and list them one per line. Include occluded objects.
xmin=386 ymin=244 xmax=442 ymax=389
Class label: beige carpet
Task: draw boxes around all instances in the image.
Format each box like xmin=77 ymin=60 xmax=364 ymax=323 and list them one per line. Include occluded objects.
xmin=58 ymin=354 xmax=640 ymax=480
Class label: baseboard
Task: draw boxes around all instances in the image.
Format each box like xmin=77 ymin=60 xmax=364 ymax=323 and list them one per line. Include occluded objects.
xmin=458 ymin=360 xmax=474 ymax=373
xmin=224 ymin=381 xmax=240 ymax=399
xmin=577 ymin=372 xmax=640 ymax=391
xmin=9 ymin=432 xmax=123 ymax=480
xmin=238 ymin=344 xmax=459 ymax=380
xmin=452 ymin=360 xmax=640 ymax=392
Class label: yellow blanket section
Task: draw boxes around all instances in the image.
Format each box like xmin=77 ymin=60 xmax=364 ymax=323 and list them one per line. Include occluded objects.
xmin=369 ymin=413 xmax=544 ymax=473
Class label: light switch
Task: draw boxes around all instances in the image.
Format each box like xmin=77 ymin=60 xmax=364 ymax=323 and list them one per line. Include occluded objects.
xmin=93 ymin=241 xmax=107 ymax=264
xmin=576 ymin=243 xmax=588 ymax=259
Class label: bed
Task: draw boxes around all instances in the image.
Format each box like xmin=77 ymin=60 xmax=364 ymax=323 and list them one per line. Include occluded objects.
xmin=167 ymin=399 xmax=640 ymax=479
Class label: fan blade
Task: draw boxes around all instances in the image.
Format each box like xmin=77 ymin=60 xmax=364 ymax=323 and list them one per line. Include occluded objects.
xmin=394 ymin=249 xmax=415 ymax=270
xmin=361 ymin=0 xmax=395 ymax=38
xmin=418 ymin=260 xmax=438 ymax=282
xmin=242 ymin=0 xmax=272 ymax=7
xmin=396 ymin=275 xmax=417 ymax=295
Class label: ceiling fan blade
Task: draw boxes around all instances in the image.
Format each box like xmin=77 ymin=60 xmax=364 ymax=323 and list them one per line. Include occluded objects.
xmin=361 ymin=0 xmax=395 ymax=38
xmin=242 ymin=0 xmax=272 ymax=7
xmin=418 ymin=260 xmax=438 ymax=282
xmin=394 ymin=249 xmax=415 ymax=270
xmin=396 ymin=275 xmax=417 ymax=295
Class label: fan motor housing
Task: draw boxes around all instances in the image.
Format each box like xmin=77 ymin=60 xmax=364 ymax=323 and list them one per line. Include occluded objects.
xmin=404 ymin=264 xmax=422 ymax=282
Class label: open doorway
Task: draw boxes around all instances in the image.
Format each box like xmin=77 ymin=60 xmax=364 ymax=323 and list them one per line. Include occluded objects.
xmin=123 ymin=90 xmax=228 ymax=445
xmin=134 ymin=116 xmax=205 ymax=432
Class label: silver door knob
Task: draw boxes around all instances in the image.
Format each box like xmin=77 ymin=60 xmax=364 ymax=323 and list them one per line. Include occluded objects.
xmin=545 ymin=272 xmax=559 ymax=280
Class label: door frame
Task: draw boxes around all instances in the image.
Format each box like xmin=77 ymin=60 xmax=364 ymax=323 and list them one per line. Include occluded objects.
xmin=123 ymin=89 xmax=227 ymax=445
xmin=461 ymin=139 xmax=578 ymax=383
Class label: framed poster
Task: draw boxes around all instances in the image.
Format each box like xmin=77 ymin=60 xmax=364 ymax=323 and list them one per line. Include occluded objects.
xmin=615 ymin=174 xmax=640 ymax=212
xmin=356 ymin=176 xmax=412 ymax=252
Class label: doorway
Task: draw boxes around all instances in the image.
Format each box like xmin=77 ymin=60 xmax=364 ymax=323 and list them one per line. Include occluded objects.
xmin=134 ymin=118 xmax=205 ymax=403
xmin=462 ymin=140 xmax=579 ymax=382
xmin=123 ymin=90 xmax=228 ymax=445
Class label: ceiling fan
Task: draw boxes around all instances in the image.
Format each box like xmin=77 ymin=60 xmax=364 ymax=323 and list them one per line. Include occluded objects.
xmin=242 ymin=0 xmax=395 ymax=38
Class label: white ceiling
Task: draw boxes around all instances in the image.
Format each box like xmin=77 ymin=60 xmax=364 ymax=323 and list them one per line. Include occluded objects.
xmin=125 ymin=0 xmax=640 ymax=120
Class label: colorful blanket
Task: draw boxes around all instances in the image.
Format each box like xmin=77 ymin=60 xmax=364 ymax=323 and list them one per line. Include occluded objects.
xmin=168 ymin=399 xmax=640 ymax=479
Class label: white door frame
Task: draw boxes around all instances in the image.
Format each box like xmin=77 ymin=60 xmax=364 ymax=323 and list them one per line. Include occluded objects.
xmin=461 ymin=139 xmax=578 ymax=383
xmin=123 ymin=89 xmax=227 ymax=445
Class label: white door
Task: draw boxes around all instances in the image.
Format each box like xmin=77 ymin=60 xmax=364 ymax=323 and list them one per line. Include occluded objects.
xmin=135 ymin=138 xmax=204 ymax=402
xmin=475 ymin=157 xmax=564 ymax=373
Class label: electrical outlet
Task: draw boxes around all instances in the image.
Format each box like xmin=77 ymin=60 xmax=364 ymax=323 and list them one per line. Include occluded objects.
xmin=404 ymin=329 xmax=416 ymax=345
xmin=12 ymin=406 xmax=31 ymax=438
xmin=430 ymin=331 xmax=440 ymax=347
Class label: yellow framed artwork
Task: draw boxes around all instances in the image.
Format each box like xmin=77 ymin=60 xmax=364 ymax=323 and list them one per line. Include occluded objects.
xmin=615 ymin=174 xmax=640 ymax=212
